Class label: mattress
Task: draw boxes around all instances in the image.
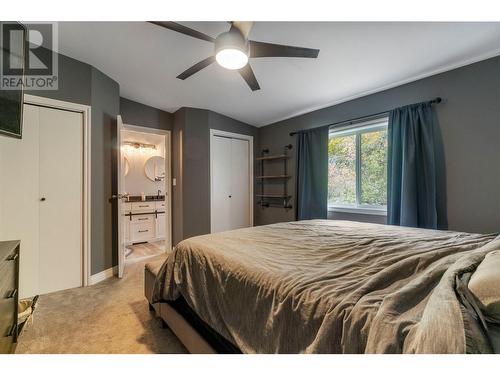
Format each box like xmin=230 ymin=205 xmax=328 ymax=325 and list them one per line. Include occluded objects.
xmin=152 ymin=220 xmax=499 ymax=353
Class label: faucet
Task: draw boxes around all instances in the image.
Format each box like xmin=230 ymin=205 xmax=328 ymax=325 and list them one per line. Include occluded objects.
xmin=157 ymin=189 xmax=161 ymax=199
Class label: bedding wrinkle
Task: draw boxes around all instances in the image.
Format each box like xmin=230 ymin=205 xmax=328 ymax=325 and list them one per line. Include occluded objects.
xmin=152 ymin=220 xmax=499 ymax=353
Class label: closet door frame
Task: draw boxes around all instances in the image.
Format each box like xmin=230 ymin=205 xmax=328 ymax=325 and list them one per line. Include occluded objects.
xmin=209 ymin=129 xmax=253 ymax=233
xmin=24 ymin=94 xmax=92 ymax=287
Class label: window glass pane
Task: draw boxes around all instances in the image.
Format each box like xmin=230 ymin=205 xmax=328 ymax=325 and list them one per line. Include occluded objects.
xmin=360 ymin=128 xmax=387 ymax=206
xmin=328 ymin=134 xmax=356 ymax=206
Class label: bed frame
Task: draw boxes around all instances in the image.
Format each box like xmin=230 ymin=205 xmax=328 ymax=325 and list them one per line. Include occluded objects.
xmin=144 ymin=264 xmax=219 ymax=354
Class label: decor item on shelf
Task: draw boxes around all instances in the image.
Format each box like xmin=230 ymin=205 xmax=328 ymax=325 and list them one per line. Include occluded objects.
xmin=256 ymin=144 xmax=293 ymax=209
xmin=144 ymin=155 xmax=165 ymax=181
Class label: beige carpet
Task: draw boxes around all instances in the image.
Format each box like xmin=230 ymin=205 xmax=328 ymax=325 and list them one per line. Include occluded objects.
xmin=16 ymin=254 xmax=188 ymax=354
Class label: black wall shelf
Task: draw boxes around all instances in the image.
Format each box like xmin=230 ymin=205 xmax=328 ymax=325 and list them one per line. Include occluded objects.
xmin=257 ymin=144 xmax=293 ymax=210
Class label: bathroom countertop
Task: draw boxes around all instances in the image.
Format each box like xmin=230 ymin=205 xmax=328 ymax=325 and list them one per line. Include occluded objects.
xmin=127 ymin=195 xmax=165 ymax=202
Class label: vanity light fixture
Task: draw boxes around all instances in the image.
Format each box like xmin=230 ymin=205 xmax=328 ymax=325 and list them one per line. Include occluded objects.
xmin=122 ymin=141 xmax=157 ymax=155
xmin=123 ymin=141 xmax=156 ymax=150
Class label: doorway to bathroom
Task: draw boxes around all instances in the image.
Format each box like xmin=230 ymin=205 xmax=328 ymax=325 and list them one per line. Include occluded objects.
xmin=117 ymin=119 xmax=171 ymax=277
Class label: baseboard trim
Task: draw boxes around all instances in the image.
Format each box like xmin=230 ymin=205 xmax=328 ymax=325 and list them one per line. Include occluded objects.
xmin=89 ymin=266 xmax=117 ymax=285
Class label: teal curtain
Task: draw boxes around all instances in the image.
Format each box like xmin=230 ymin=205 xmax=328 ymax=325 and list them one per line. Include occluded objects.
xmin=296 ymin=127 xmax=328 ymax=220
xmin=387 ymin=102 xmax=447 ymax=229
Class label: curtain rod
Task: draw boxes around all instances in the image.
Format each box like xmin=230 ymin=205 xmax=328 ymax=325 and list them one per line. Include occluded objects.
xmin=289 ymin=97 xmax=442 ymax=136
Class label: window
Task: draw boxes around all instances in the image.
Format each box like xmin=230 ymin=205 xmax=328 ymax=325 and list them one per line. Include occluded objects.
xmin=328 ymin=117 xmax=388 ymax=214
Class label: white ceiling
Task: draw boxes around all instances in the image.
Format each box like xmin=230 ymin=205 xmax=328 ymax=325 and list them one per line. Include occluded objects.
xmin=58 ymin=22 xmax=500 ymax=127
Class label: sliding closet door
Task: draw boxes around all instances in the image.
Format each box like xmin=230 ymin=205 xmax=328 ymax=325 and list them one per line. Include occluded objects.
xmin=38 ymin=106 xmax=83 ymax=294
xmin=211 ymin=133 xmax=252 ymax=233
xmin=230 ymin=138 xmax=251 ymax=229
xmin=211 ymin=136 xmax=233 ymax=233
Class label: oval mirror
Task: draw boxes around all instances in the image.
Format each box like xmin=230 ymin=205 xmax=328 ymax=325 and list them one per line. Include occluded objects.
xmin=145 ymin=156 xmax=165 ymax=181
xmin=123 ymin=156 xmax=130 ymax=177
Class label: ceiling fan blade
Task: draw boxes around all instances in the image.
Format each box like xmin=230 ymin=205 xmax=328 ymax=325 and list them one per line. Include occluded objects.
xmin=249 ymin=40 xmax=319 ymax=58
xmin=230 ymin=21 xmax=253 ymax=39
xmin=150 ymin=21 xmax=215 ymax=43
xmin=177 ymin=56 xmax=216 ymax=80
xmin=238 ymin=63 xmax=260 ymax=91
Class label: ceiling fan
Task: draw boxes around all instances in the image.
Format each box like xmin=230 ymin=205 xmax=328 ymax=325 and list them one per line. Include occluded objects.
xmin=150 ymin=21 xmax=320 ymax=91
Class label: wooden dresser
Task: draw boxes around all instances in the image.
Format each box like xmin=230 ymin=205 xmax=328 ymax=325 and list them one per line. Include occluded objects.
xmin=0 ymin=241 xmax=19 ymax=354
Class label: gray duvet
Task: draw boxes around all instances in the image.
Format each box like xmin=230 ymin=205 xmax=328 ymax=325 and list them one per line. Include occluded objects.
xmin=152 ymin=220 xmax=500 ymax=353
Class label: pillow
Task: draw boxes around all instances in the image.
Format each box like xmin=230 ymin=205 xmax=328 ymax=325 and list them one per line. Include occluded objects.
xmin=468 ymin=249 xmax=500 ymax=320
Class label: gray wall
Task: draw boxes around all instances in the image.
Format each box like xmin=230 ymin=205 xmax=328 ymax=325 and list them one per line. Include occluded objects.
xmin=172 ymin=107 xmax=259 ymax=245
xmin=26 ymin=52 xmax=92 ymax=105
xmin=257 ymin=56 xmax=500 ymax=234
xmin=90 ymin=68 xmax=120 ymax=274
xmin=172 ymin=108 xmax=186 ymax=244
xmin=120 ymin=97 xmax=173 ymax=130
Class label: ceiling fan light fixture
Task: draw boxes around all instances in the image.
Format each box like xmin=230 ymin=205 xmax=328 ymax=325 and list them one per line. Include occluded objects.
xmin=214 ymin=31 xmax=249 ymax=70
xmin=216 ymin=48 xmax=248 ymax=70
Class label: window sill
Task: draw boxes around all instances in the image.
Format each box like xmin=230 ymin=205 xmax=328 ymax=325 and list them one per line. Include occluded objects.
xmin=328 ymin=206 xmax=387 ymax=216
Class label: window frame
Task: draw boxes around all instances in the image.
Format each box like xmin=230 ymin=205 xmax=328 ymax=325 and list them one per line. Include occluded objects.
xmin=328 ymin=117 xmax=388 ymax=216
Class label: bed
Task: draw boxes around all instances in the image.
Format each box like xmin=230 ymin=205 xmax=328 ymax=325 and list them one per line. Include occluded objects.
xmin=147 ymin=220 xmax=500 ymax=354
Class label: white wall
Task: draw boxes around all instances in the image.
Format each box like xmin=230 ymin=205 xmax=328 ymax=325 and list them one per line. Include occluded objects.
xmin=122 ymin=130 xmax=165 ymax=196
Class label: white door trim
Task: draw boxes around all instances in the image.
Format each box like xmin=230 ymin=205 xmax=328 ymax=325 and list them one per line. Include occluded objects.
xmin=209 ymin=129 xmax=254 ymax=233
xmin=121 ymin=123 xmax=172 ymax=253
xmin=23 ymin=94 xmax=92 ymax=287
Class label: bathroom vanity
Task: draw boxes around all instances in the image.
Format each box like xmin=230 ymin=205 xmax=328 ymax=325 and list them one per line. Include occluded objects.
xmin=122 ymin=198 xmax=166 ymax=244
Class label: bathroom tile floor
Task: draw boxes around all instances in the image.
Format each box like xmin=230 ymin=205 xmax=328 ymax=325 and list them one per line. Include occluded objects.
xmin=125 ymin=240 xmax=165 ymax=264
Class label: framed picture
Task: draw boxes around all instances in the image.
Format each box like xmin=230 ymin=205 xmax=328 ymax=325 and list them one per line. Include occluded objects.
xmin=0 ymin=22 xmax=26 ymax=139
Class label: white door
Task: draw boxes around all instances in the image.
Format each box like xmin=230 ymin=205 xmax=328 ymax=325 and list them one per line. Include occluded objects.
xmin=38 ymin=106 xmax=83 ymax=294
xmin=211 ymin=136 xmax=232 ymax=233
xmin=230 ymin=138 xmax=251 ymax=229
xmin=117 ymin=115 xmax=126 ymax=278
xmin=211 ymin=134 xmax=252 ymax=233
xmin=0 ymin=104 xmax=83 ymax=296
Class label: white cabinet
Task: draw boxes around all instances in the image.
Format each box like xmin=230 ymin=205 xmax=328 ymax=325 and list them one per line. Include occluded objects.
xmin=130 ymin=220 xmax=155 ymax=242
xmin=131 ymin=201 xmax=156 ymax=211
xmin=122 ymin=201 xmax=166 ymax=244
xmin=155 ymin=201 xmax=166 ymax=210
xmin=156 ymin=213 xmax=166 ymax=239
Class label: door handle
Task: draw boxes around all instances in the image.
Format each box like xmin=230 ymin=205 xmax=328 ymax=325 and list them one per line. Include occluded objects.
xmin=228 ymin=195 xmax=232 ymax=198
xmin=40 ymin=197 xmax=46 ymax=201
